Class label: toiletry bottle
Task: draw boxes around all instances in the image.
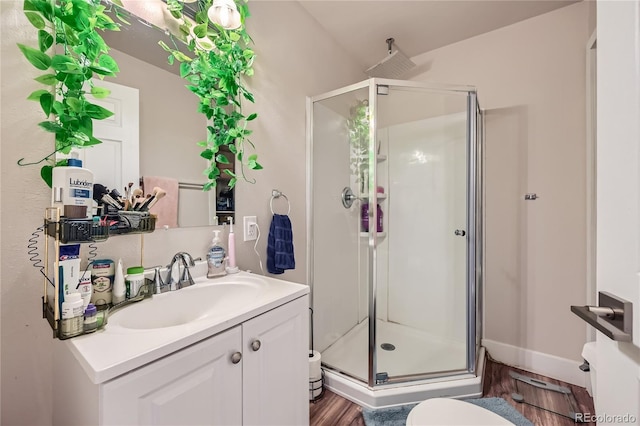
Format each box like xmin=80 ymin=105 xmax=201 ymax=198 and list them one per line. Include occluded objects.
xmin=83 ymin=303 xmax=98 ymax=333
xmin=51 ymin=152 xmax=94 ymax=218
xmin=207 ymin=230 xmax=227 ymax=278
xmin=126 ymin=266 xmax=146 ymax=298
xmin=226 ymin=218 xmax=239 ymax=274
xmin=77 ymin=270 xmax=92 ymax=310
xmin=112 ymin=259 xmax=126 ymax=305
xmin=61 ymin=292 xmax=84 ymax=338
xmin=377 ymin=204 xmax=383 ymax=232
xmin=91 ymin=259 xmax=114 ymax=309
xmin=361 ymin=203 xmax=369 ymax=232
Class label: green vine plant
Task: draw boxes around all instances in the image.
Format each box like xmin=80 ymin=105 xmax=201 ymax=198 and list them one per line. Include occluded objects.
xmin=346 ymin=99 xmax=370 ymax=194
xmin=159 ymin=0 xmax=260 ymax=191
xmin=17 ymin=0 xmax=123 ymax=187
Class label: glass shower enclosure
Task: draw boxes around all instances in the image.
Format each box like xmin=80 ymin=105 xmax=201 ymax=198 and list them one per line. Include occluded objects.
xmin=307 ymin=79 xmax=483 ymax=404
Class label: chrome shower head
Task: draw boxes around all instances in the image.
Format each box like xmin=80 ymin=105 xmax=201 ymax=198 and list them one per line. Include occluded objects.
xmin=365 ymin=38 xmax=416 ymax=79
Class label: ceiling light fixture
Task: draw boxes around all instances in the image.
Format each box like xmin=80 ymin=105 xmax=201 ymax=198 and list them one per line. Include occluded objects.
xmin=207 ymin=0 xmax=241 ymax=30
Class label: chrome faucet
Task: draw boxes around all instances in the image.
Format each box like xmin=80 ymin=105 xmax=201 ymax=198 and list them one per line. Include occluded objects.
xmin=148 ymin=252 xmax=200 ymax=294
xmin=150 ymin=266 xmax=168 ymax=294
xmin=167 ymin=252 xmax=198 ymax=291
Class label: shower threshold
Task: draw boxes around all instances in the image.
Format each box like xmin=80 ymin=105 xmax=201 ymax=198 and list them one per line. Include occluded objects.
xmin=320 ymin=319 xmax=483 ymax=408
xmin=323 ymin=347 xmax=484 ymax=409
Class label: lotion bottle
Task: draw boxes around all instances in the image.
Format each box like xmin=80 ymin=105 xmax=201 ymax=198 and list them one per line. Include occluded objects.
xmin=207 ymin=230 xmax=227 ymax=278
xmin=51 ymin=152 xmax=94 ymax=218
xmin=226 ymin=218 xmax=239 ymax=274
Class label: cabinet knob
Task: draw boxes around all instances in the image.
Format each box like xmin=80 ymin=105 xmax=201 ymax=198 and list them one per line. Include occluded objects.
xmin=231 ymin=352 xmax=242 ymax=364
xmin=251 ymin=339 xmax=261 ymax=351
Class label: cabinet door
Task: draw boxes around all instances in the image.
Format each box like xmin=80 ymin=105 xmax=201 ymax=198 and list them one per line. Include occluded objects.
xmin=242 ymin=296 xmax=309 ymax=426
xmin=102 ymin=326 xmax=243 ymax=426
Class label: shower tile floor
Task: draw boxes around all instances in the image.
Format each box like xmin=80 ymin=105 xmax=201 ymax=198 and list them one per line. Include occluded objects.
xmin=321 ymin=319 xmax=466 ymax=381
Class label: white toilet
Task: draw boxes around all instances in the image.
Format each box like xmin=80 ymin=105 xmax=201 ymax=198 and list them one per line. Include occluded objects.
xmin=406 ymin=398 xmax=515 ymax=425
xmin=581 ymin=341 xmax=596 ymax=399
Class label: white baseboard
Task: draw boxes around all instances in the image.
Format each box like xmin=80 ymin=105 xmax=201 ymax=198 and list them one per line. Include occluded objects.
xmin=482 ymin=339 xmax=587 ymax=387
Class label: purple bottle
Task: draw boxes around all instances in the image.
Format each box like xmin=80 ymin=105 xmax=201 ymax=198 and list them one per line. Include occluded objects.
xmin=361 ymin=203 xmax=383 ymax=232
xmin=377 ymin=204 xmax=383 ymax=232
xmin=361 ymin=203 xmax=369 ymax=232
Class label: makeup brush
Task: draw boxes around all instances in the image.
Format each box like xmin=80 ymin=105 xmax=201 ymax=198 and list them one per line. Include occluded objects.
xmin=133 ymin=193 xmax=152 ymax=211
xmin=132 ymin=195 xmax=146 ymax=211
xmin=101 ymin=194 xmax=123 ymax=210
xmin=93 ymin=183 xmax=109 ymax=202
xmin=138 ymin=187 xmax=163 ymax=211
xmin=146 ymin=189 xmax=167 ymax=209
xmin=129 ymin=188 xmax=143 ymax=210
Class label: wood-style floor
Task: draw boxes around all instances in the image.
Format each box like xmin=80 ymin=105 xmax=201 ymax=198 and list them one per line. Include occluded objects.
xmin=309 ymin=356 xmax=595 ymax=426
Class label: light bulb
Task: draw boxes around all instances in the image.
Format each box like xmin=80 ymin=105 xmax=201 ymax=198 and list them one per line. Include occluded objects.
xmin=227 ymin=10 xmax=241 ymax=30
xmin=208 ymin=0 xmax=241 ymax=30
xmin=219 ymin=6 xmax=229 ymax=27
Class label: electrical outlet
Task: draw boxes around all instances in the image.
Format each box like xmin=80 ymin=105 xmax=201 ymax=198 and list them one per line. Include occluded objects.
xmin=243 ymin=216 xmax=257 ymax=241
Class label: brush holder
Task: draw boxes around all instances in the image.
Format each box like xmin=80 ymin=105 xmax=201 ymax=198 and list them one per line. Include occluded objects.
xmin=112 ymin=211 xmax=156 ymax=234
xmin=118 ymin=211 xmax=146 ymax=229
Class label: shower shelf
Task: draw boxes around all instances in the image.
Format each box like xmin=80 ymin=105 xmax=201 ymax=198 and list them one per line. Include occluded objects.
xmin=360 ymin=232 xmax=387 ymax=238
xmin=359 ymin=193 xmax=387 ymax=200
xmin=356 ymin=154 xmax=386 ymax=162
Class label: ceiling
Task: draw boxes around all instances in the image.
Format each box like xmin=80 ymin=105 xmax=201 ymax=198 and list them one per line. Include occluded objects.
xmin=104 ymin=0 xmax=580 ymax=76
xmin=297 ymin=1 xmax=580 ymax=72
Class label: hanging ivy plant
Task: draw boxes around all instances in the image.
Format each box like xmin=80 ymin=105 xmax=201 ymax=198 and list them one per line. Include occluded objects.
xmin=347 ymin=99 xmax=370 ymax=194
xmin=159 ymin=0 xmax=260 ymax=191
xmin=17 ymin=0 xmax=123 ymax=187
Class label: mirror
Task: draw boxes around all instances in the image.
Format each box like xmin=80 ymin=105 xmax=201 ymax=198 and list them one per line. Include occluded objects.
xmin=96 ymin=0 xmax=235 ymax=228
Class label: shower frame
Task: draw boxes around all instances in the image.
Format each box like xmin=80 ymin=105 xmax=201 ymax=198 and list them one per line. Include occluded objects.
xmin=306 ymin=78 xmax=484 ymax=400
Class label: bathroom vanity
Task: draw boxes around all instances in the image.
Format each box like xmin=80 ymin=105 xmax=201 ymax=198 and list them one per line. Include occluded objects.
xmin=53 ymin=271 xmax=309 ymax=426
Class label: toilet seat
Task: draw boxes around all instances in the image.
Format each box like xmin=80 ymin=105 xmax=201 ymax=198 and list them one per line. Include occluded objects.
xmin=406 ymin=398 xmax=515 ymax=425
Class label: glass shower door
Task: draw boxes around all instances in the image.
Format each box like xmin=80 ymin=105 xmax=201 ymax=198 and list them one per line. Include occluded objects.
xmin=309 ymin=83 xmax=371 ymax=383
xmin=373 ymin=84 xmax=471 ymax=383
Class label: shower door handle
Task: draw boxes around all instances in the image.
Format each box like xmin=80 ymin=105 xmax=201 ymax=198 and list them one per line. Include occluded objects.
xmin=455 ymin=229 xmax=466 ymax=237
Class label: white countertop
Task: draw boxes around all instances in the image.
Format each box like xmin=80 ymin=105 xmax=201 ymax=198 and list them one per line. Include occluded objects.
xmin=66 ymin=270 xmax=309 ymax=384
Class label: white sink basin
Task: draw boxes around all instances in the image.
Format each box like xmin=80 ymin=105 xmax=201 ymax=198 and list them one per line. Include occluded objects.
xmin=67 ymin=269 xmax=310 ymax=384
xmin=107 ymin=276 xmax=266 ymax=330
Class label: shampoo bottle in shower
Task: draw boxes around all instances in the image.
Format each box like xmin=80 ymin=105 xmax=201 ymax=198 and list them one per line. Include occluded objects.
xmin=361 ymin=203 xmax=384 ymax=232
xmin=361 ymin=203 xmax=369 ymax=232
xmin=377 ymin=204 xmax=383 ymax=232
xmin=207 ymin=230 xmax=227 ymax=278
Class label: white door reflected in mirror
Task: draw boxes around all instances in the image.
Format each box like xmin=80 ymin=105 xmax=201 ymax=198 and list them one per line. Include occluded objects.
xmin=77 ymin=80 xmax=140 ymax=197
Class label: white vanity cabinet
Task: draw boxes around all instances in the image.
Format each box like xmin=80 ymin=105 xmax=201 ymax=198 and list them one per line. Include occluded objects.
xmin=102 ymin=325 xmax=243 ymax=425
xmin=53 ymin=295 xmax=309 ymax=426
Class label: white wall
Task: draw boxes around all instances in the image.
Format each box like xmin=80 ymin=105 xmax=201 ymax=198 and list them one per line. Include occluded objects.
xmin=385 ymin=112 xmax=467 ymax=343
xmin=409 ymin=1 xmax=592 ymax=381
xmin=0 ymin=2 xmax=363 ymax=424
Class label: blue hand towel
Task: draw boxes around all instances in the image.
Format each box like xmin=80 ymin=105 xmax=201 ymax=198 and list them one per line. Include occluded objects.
xmin=267 ymin=214 xmax=295 ymax=274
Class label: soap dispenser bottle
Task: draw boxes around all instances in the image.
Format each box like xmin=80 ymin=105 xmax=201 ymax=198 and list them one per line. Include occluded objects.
xmin=207 ymin=230 xmax=227 ymax=278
